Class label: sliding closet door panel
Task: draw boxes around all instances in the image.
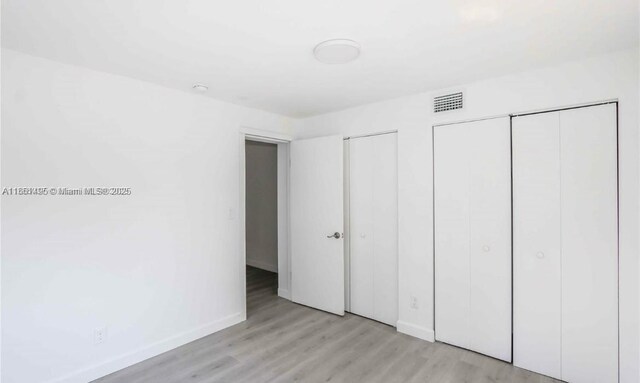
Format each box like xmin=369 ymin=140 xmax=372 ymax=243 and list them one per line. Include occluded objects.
xmin=513 ymin=112 xmax=562 ymax=379
xmin=371 ymin=134 xmax=398 ymax=326
xmin=435 ymin=118 xmax=511 ymax=362
xmin=434 ymin=123 xmax=471 ymax=349
xmin=560 ymin=104 xmax=618 ymax=383
xmin=349 ymin=137 xmax=375 ymax=319
xmin=467 ymin=118 xmax=512 ymax=362
xmin=349 ymin=133 xmax=398 ymax=326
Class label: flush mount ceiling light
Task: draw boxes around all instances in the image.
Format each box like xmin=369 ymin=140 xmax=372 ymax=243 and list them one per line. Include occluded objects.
xmin=192 ymin=83 xmax=208 ymax=92
xmin=313 ymin=39 xmax=361 ymax=64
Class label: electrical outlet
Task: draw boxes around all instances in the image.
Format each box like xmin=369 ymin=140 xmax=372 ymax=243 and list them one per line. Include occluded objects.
xmin=93 ymin=327 xmax=107 ymax=345
xmin=410 ymin=296 xmax=418 ymax=309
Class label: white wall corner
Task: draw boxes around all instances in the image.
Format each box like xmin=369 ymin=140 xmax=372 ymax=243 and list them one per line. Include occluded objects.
xmin=396 ymin=320 xmax=435 ymax=342
xmin=277 ymin=288 xmax=291 ymax=300
xmin=246 ymin=259 xmax=278 ymax=273
xmin=48 ymin=312 xmax=244 ymax=383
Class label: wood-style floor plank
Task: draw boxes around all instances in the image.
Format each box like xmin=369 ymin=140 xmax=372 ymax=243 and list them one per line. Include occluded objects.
xmin=94 ymin=266 xmax=560 ymax=383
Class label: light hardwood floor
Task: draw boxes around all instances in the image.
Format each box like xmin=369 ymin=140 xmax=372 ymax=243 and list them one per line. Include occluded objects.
xmin=95 ymin=266 xmax=559 ymax=383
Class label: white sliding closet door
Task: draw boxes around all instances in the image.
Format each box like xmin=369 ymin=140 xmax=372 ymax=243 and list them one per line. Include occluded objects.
xmin=512 ymin=112 xmax=562 ymax=379
xmin=434 ymin=118 xmax=512 ymax=362
xmin=560 ymin=105 xmax=618 ymax=383
xmin=349 ymin=133 xmax=398 ymax=326
xmin=513 ymin=104 xmax=618 ymax=383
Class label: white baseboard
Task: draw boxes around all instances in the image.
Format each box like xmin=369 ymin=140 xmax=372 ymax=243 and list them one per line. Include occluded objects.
xmin=48 ymin=312 xmax=244 ymax=383
xmin=277 ymin=288 xmax=290 ymax=300
xmin=396 ymin=320 xmax=435 ymax=342
xmin=246 ymin=258 xmax=278 ymax=273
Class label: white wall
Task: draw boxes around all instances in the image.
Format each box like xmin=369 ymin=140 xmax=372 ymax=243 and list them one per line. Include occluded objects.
xmin=293 ymin=47 xmax=640 ymax=383
xmin=1 ymin=49 xmax=292 ymax=383
xmin=245 ymin=141 xmax=278 ymax=272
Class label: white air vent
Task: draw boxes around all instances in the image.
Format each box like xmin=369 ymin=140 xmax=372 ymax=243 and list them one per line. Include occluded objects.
xmin=433 ymin=92 xmax=463 ymax=113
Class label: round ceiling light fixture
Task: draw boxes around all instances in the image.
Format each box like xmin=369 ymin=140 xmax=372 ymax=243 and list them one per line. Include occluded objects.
xmin=192 ymin=83 xmax=209 ymax=92
xmin=313 ymin=39 xmax=360 ymax=64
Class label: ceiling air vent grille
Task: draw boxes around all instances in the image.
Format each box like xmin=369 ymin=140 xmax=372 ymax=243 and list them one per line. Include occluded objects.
xmin=433 ymin=92 xmax=463 ymax=113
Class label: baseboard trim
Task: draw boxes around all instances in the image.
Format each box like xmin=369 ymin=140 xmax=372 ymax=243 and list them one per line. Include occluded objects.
xmin=48 ymin=312 xmax=244 ymax=383
xmin=277 ymin=288 xmax=290 ymax=300
xmin=396 ymin=320 xmax=435 ymax=342
xmin=246 ymin=259 xmax=278 ymax=273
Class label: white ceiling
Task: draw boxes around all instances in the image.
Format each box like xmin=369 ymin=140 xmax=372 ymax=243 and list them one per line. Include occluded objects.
xmin=2 ymin=0 xmax=638 ymax=117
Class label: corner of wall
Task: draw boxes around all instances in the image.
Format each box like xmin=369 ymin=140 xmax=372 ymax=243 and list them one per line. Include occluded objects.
xmin=246 ymin=259 xmax=278 ymax=273
xmin=48 ymin=313 xmax=244 ymax=383
xmin=277 ymin=288 xmax=291 ymax=300
xmin=396 ymin=320 xmax=435 ymax=342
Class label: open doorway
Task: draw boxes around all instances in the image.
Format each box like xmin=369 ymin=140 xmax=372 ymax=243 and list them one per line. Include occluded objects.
xmin=241 ymin=133 xmax=350 ymax=318
xmin=242 ymin=134 xmax=291 ymax=318
xmin=245 ymin=140 xmax=279 ymax=315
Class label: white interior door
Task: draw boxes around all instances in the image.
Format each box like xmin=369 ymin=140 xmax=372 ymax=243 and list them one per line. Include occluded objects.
xmin=434 ymin=117 xmax=512 ymax=362
xmin=349 ymin=133 xmax=398 ymax=326
xmin=290 ymin=135 xmax=345 ymax=315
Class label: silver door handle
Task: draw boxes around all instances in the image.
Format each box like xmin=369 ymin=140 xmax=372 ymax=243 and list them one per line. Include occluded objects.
xmin=327 ymin=232 xmax=341 ymax=239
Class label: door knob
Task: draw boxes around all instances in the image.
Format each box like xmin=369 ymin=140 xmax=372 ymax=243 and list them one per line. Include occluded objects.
xmin=482 ymin=245 xmax=491 ymax=252
xmin=536 ymin=251 xmax=545 ymax=259
xmin=327 ymin=232 xmax=341 ymax=239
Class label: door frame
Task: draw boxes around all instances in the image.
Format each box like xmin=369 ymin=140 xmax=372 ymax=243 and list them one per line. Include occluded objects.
xmin=239 ymin=127 xmax=292 ymax=320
